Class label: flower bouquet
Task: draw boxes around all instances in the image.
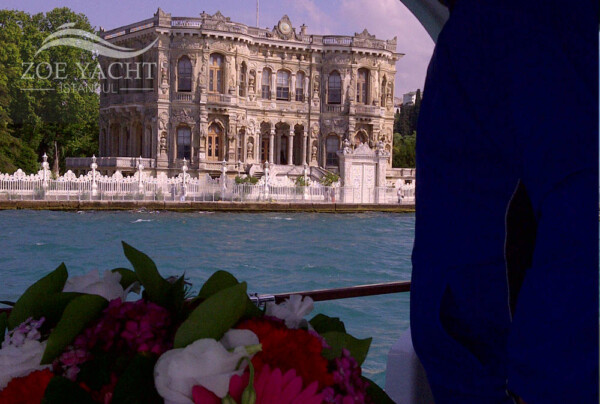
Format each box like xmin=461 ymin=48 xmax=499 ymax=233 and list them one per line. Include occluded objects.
xmin=0 ymin=242 xmax=393 ymax=403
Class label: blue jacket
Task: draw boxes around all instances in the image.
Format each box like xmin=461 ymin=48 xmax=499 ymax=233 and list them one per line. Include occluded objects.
xmin=410 ymin=0 xmax=598 ymax=402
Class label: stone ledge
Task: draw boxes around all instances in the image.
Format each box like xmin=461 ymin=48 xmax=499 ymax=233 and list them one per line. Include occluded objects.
xmin=0 ymin=200 xmax=415 ymax=213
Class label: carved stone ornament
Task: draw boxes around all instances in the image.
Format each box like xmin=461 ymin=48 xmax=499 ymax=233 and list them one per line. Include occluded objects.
xmin=158 ymin=112 xmax=169 ymax=130
xmin=160 ymin=134 xmax=168 ymax=152
xmin=355 ymin=29 xmax=376 ymax=40
xmin=247 ymin=139 xmax=254 ymax=157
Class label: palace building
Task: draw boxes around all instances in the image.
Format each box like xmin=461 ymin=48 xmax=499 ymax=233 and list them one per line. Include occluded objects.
xmin=70 ymin=9 xmax=403 ymax=181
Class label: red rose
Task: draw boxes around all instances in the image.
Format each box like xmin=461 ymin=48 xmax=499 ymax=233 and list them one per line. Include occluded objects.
xmin=0 ymin=369 xmax=54 ymax=404
xmin=237 ymin=318 xmax=334 ymax=389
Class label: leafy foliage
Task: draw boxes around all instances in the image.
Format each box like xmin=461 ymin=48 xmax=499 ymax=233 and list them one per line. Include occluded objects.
xmin=392 ymin=89 xmax=420 ymax=168
xmin=0 ymin=8 xmax=99 ymax=174
xmin=393 ymin=132 xmax=416 ymax=168
xmin=295 ymin=175 xmax=309 ymax=187
xmin=174 ymin=282 xmax=248 ymax=348
xmin=235 ymin=175 xmax=259 ymax=185
xmin=41 ymin=294 xmax=108 ymax=364
xmin=310 ymin=313 xmax=347 ymax=334
xmin=8 ymin=263 xmax=68 ymax=329
xmin=320 ymin=172 xmax=339 ymax=186
xmin=321 ymin=331 xmax=372 ymax=366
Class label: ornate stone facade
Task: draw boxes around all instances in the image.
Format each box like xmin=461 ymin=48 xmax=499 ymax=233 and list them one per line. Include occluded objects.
xmin=96 ymin=9 xmax=401 ymax=177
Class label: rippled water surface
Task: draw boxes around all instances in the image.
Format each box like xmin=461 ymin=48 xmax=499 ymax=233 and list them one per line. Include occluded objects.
xmin=0 ymin=210 xmax=414 ymax=387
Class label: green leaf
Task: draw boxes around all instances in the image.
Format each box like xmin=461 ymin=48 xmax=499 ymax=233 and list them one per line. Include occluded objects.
xmin=34 ymin=292 xmax=84 ymax=328
xmin=196 ymin=271 xmax=261 ymax=320
xmin=122 ymin=242 xmax=171 ymax=307
xmin=174 ymin=283 xmax=248 ymax=348
xmin=310 ymin=314 xmax=347 ymax=334
xmin=198 ymin=271 xmax=239 ymax=299
xmin=111 ymin=354 xmax=162 ymax=404
xmin=321 ymin=331 xmax=372 ymax=366
xmin=362 ymin=376 xmax=395 ymax=404
xmin=111 ymin=267 xmax=139 ymax=289
xmin=41 ymin=294 xmax=108 ymax=364
xmin=0 ymin=312 xmax=7 ymax=346
xmin=167 ymin=275 xmax=187 ymax=315
xmin=9 ymin=263 xmax=68 ymax=329
xmin=42 ymin=376 xmax=96 ymax=404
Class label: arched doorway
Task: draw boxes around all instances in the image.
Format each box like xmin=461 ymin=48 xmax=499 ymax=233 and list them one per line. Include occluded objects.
xmin=207 ymin=123 xmax=223 ymax=161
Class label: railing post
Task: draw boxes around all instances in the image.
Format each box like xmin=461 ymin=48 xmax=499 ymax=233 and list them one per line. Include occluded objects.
xmin=220 ymin=160 xmax=227 ymax=199
xmin=263 ymin=161 xmax=270 ymax=200
xmin=91 ymin=155 xmax=98 ymax=198
xmin=137 ymin=156 xmax=144 ymax=198
xmin=181 ymin=158 xmax=188 ymax=200
xmin=41 ymin=153 xmax=50 ymax=200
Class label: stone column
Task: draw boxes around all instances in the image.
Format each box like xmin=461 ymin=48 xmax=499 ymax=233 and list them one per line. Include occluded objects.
xmin=288 ymin=133 xmax=294 ymax=165
xmin=290 ymin=73 xmax=296 ymax=101
xmin=269 ymin=128 xmax=275 ymax=163
xmin=301 ymin=128 xmax=308 ymax=165
xmin=270 ymin=72 xmax=276 ymax=100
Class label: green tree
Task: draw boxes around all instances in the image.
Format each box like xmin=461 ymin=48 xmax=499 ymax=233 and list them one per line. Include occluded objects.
xmin=0 ymin=8 xmax=99 ymax=174
xmin=393 ymin=132 xmax=416 ymax=168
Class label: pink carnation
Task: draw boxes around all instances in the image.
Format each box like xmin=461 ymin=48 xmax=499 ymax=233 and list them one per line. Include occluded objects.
xmin=193 ymin=365 xmax=324 ymax=404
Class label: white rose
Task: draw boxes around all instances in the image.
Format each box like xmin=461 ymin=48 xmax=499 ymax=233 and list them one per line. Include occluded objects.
xmin=265 ymin=294 xmax=314 ymax=329
xmin=0 ymin=339 xmax=50 ymax=390
xmin=63 ymin=269 xmax=130 ymax=301
xmin=154 ymin=329 xmax=259 ymax=404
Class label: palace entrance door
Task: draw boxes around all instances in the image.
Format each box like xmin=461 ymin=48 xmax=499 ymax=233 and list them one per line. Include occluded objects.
xmin=351 ymin=163 xmax=376 ymax=203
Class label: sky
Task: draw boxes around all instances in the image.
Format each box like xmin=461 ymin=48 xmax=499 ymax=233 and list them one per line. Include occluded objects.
xmin=2 ymin=0 xmax=434 ymax=97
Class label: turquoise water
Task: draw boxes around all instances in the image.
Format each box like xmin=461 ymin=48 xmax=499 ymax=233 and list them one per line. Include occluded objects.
xmin=0 ymin=210 xmax=414 ymax=388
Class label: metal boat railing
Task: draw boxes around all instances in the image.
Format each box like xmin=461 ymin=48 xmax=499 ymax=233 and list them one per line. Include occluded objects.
xmin=0 ymin=281 xmax=412 ymax=314
xmin=250 ymin=280 xmax=411 ymax=306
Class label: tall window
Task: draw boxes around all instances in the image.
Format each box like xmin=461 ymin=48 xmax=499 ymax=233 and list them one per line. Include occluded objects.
xmin=328 ymin=72 xmax=341 ymax=104
xmin=207 ymin=123 xmax=222 ymax=161
xmin=326 ymin=135 xmax=339 ymax=166
xmin=381 ymin=77 xmax=387 ymax=106
xmin=295 ymin=72 xmax=305 ymax=102
xmin=261 ymin=68 xmax=271 ymax=99
xmin=261 ymin=136 xmax=269 ymax=163
xmin=357 ymin=68 xmax=369 ymax=104
xmin=177 ymin=127 xmax=191 ymax=159
xmin=276 ymin=70 xmax=290 ymax=101
xmin=239 ymin=63 xmax=247 ymax=97
xmin=209 ymin=54 xmax=224 ymax=93
xmin=178 ymin=56 xmax=192 ymax=92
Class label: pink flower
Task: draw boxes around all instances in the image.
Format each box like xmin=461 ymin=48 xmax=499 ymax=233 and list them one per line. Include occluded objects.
xmin=193 ymin=365 xmax=324 ymax=404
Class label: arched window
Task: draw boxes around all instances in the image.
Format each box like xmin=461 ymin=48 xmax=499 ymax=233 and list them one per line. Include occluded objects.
xmin=209 ymin=54 xmax=224 ymax=93
xmin=276 ymin=70 xmax=290 ymax=100
xmin=177 ymin=126 xmax=191 ymax=159
xmin=328 ymin=72 xmax=341 ymax=104
xmin=261 ymin=68 xmax=271 ymax=99
xmin=357 ymin=68 xmax=369 ymax=104
xmin=326 ymin=135 xmax=339 ymax=166
xmin=178 ymin=56 xmax=192 ymax=92
xmin=295 ymin=72 xmax=305 ymax=102
xmin=239 ymin=63 xmax=247 ymax=97
xmin=381 ymin=77 xmax=387 ymax=106
xmin=207 ymin=123 xmax=222 ymax=161
xmin=354 ymin=131 xmax=368 ymax=146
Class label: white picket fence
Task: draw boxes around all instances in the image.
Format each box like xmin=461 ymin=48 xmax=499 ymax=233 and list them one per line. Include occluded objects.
xmin=0 ymin=165 xmax=415 ymax=205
